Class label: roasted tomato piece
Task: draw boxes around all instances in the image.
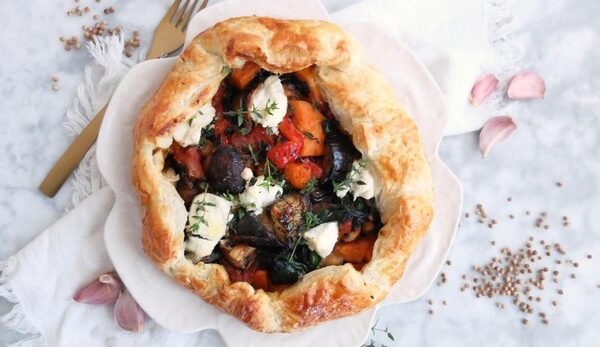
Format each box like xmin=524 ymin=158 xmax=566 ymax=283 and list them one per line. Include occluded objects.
xmin=267 ymin=141 xmax=302 ymax=169
xmin=213 ymin=118 xmax=232 ymax=144
xmin=171 ymin=142 xmax=204 ymax=180
xmin=229 ymin=126 xmax=275 ymax=152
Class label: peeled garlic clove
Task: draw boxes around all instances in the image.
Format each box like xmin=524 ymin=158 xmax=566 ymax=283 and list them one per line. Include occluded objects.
xmin=469 ymin=74 xmax=498 ymax=105
xmin=507 ymin=71 xmax=545 ymax=100
xmin=114 ymin=290 xmax=145 ymax=332
xmin=74 ymin=272 xmax=121 ymax=305
xmin=479 ymin=116 xmax=517 ymax=157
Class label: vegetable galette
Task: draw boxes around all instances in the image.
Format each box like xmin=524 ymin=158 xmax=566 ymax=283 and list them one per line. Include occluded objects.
xmin=132 ymin=17 xmax=434 ymax=332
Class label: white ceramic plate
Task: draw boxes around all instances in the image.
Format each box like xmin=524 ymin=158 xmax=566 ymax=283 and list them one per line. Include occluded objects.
xmin=97 ymin=1 xmax=462 ymax=345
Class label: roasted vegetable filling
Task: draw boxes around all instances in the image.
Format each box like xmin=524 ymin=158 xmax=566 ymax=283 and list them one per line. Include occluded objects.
xmin=163 ymin=63 xmax=382 ymax=291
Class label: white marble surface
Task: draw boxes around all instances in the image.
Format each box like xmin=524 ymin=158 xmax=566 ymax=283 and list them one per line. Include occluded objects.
xmin=0 ymin=0 xmax=599 ymax=346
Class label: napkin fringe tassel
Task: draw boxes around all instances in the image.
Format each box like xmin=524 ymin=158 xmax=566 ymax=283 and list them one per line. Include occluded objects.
xmin=63 ymin=33 xmax=142 ymax=209
xmin=0 ymin=257 xmax=46 ymax=347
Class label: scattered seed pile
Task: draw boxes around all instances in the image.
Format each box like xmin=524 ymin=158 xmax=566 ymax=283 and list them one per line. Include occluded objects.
xmin=428 ymin=181 xmax=597 ymax=325
xmin=60 ymin=0 xmax=141 ymax=57
xmin=54 ymin=0 xmax=142 ymax=91
xmin=459 ymin=236 xmax=587 ymax=325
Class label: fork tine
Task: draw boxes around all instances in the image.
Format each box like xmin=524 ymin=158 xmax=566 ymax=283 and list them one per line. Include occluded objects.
xmin=164 ymin=0 xmax=182 ymax=22
xmin=177 ymin=0 xmax=201 ymax=30
xmin=199 ymin=0 xmax=209 ymax=11
xmin=172 ymin=0 xmax=191 ymax=23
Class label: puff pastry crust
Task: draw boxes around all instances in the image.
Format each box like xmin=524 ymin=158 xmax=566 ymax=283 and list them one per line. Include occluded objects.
xmin=132 ymin=17 xmax=434 ymax=332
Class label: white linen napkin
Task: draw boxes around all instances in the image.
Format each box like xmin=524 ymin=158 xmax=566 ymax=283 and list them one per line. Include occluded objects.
xmin=0 ymin=188 xmax=223 ymax=346
xmin=0 ymin=0 xmax=521 ymax=345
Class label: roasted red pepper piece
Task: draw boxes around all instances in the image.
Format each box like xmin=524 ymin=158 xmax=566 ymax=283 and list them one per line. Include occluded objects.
xmin=267 ymin=117 xmax=304 ymax=169
xmin=278 ymin=117 xmax=304 ymax=143
xmin=171 ymin=143 xmax=205 ymax=180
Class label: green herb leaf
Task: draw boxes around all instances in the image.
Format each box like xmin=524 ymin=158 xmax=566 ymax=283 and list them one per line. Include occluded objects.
xmin=239 ymin=126 xmax=251 ymax=136
xmin=247 ymin=145 xmax=260 ymax=165
xmin=300 ymin=177 xmax=318 ymax=194
xmin=220 ymin=192 xmax=235 ymax=202
xmin=304 ymin=211 xmax=321 ymax=230
xmin=302 ymin=131 xmax=319 ymax=143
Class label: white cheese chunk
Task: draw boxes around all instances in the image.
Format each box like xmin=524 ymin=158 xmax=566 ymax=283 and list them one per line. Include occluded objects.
xmin=185 ymin=237 xmax=219 ymax=262
xmin=249 ymin=75 xmax=287 ymax=134
xmin=155 ymin=135 xmax=173 ymax=149
xmin=303 ymin=222 xmax=339 ymax=258
xmin=335 ymin=160 xmax=376 ymax=201
xmin=186 ymin=192 xmax=232 ymax=241
xmin=172 ymin=103 xmax=216 ymax=147
xmin=238 ymin=175 xmax=283 ymax=214
xmin=240 ymin=167 xmax=254 ymax=181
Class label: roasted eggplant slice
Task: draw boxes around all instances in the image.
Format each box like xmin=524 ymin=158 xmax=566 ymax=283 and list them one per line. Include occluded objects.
xmin=230 ymin=214 xmax=284 ymax=248
xmin=206 ymin=145 xmax=245 ymax=194
xmin=322 ymin=129 xmax=360 ymax=183
xmin=269 ymin=193 xmax=310 ymax=242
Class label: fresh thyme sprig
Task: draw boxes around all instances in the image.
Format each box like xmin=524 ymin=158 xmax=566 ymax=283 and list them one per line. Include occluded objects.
xmin=333 ymin=158 xmax=369 ymax=194
xmin=223 ymin=99 xmax=278 ymax=122
xmin=300 ymin=177 xmax=318 ymax=194
xmin=247 ymin=144 xmax=260 ymax=166
xmin=288 ymin=211 xmax=322 ymax=261
xmin=302 ymin=130 xmax=319 ymax=143
xmin=258 ymin=159 xmax=284 ymax=192
xmin=363 ymin=319 xmax=395 ymax=346
xmin=220 ymin=192 xmax=235 ymax=202
xmin=188 ymin=189 xmax=215 ymax=235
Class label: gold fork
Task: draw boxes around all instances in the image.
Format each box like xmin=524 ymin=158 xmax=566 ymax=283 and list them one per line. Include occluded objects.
xmin=39 ymin=0 xmax=209 ymax=197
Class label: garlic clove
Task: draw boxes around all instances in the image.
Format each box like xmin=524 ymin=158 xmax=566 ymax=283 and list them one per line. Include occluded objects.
xmin=114 ymin=290 xmax=145 ymax=332
xmin=479 ymin=116 xmax=517 ymax=157
xmin=507 ymin=71 xmax=546 ymax=100
xmin=74 ymin=271 xmax=121 ymax=305
xmin=469 ymin=74 xmax=498 ymax=106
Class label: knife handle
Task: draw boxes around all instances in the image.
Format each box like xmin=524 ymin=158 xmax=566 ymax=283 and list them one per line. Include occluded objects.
xmin=39 ymin=105 xmax=107 ymax=197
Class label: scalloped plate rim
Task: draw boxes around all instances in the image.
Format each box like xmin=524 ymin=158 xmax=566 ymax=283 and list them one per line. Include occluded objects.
xmin=96 ymin=2 xmax=462 ymax=345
